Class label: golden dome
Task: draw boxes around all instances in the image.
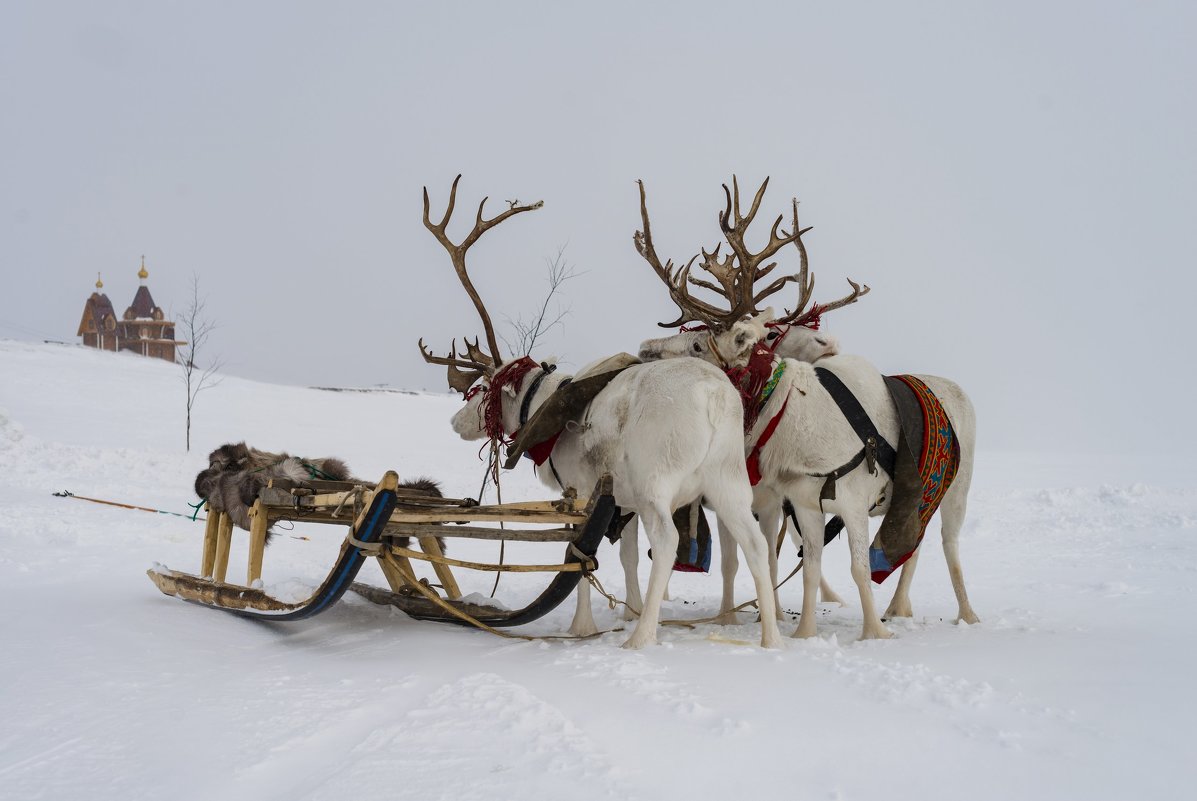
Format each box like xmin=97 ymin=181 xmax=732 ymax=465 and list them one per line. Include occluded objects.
xmin=95 ymin=272 xmax=103 ymax=289
xmin=138 ymin=255 xmax=149 ymax=281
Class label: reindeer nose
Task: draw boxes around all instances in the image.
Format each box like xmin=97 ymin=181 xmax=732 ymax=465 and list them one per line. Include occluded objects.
xmin=638 ymin=348 xmax=659 ymax=361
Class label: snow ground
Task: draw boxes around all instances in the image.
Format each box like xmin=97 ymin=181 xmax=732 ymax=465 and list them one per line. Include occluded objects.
xmin=1 ymin=340 xmax=1195 ymax=801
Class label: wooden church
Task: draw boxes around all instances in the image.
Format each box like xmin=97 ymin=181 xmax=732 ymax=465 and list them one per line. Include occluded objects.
xmin=77 ymin=258 xmax=185 ymax=362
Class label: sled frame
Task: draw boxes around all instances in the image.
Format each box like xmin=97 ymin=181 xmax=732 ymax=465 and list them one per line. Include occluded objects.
xmin=149 ymin=472 xmax=616 ymax=627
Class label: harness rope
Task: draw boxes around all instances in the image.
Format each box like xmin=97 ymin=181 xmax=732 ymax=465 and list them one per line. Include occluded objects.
xmin=54 ymin=490 xmax=208 ymax=521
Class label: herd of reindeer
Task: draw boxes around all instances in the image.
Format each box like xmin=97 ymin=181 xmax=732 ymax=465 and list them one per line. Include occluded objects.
xmin=416 ymin=175 xmax=978 ymax=650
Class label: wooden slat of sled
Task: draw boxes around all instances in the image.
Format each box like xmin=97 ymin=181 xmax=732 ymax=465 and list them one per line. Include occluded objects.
xmin=469 ymin=498 xmax=588 ymax=513
xmin=389 ymin=507 xmax=588 ymax=524
xmin=389 ymin=546 xmax=586 ymax=574
xmin=383 ymin=523 xmax=578 ymax=542
xmin=257 ymin=504 xmax=587 ymax=527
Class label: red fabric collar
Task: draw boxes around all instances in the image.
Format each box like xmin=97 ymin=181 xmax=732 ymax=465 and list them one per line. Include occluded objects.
xmin=480 ymin=357 xmax=537 ymax=441
xmin=746 ymin=392 xmax=791 ymax=486
xmin=724 ymin=343 xmax=776 ymax=431
xmin=523 ymin=431 xmax=562 ymax=466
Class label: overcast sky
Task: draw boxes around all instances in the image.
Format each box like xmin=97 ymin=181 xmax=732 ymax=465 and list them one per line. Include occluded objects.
xmin=2 ymin=1 xmax=1194 ymax=455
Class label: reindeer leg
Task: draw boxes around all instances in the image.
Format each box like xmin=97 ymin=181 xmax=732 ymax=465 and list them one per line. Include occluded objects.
xmin=787 ymin=506 xmax=845 ymax=606
xmin=883 ymin=544 xmax=920 ymax=619
xmin=756 ymin=504 xmax=786 ymax=622
xmin=792 ymin=506 xmax=826 ymax=638
xmin=706 ymin=484 xmax=782 ymax=649
xmin=715 ymin=518 xmax=740 ymax=624
xmin=623 ymin=503 xmax=679 ymax=649
xmin=843 ymin=508 xmax=891 ymax=640
xmin=940 ymin=488 xmax=979 ymax=625
xmin=568 ymin=572 xmax=599 ymax=637
xmin=619 ymin=516 xmax=642 ymax=621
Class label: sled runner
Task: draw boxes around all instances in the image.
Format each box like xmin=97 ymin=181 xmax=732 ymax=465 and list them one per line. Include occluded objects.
xmin=148 ymin=471 xmax=617 ymax=627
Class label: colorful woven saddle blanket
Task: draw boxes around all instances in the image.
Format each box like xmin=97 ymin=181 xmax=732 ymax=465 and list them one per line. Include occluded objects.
xmin=869 ymin=375 xmax=960 ymax=583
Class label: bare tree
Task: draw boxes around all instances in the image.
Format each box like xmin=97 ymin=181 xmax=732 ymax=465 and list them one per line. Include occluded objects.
xmin=177 ymin=275 xmax=223 ymax=452
xmin=501 ymin=245 xmax=581 ymax=357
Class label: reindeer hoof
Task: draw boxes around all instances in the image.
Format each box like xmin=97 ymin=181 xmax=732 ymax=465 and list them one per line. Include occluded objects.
xmin=860 ymin=626 xmax=893 ymax=640
xmin=883 ymin=602 xmax=913 ymax=619
xmin=956 ymin=610 xmax=980 ymax=625
xmin=792 ymin=624 xmax=818 ymax=639
xmin=714 ymin=611 xmax=739 ymax=626
xmin=621 ymin=635 xmax=654 ymax=650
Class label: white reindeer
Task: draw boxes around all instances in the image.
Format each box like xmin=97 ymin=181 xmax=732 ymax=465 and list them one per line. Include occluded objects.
xmin=632 ymin=177 xmax=979 ymax=639
xmin=630 ymin=318 xmax=847 ymax=620
xmin=417 ymin=177 xmax=782 ymax=649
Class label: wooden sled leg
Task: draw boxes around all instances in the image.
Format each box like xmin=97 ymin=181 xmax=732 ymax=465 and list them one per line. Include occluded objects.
xmin=377 ymin=552 xmax=411 ymax=594
xmin=247 ymin=500 xmax=268 ymax=585
xmin=213 ymin=513 xmax=234 ymax=584
xmin=200 ymin=505 xmax=219 ymax=578
xmin=418 ymin=536 xmax=462 ymax=600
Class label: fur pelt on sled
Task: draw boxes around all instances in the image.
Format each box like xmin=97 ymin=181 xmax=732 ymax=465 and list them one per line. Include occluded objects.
xmin=194 ymin=442 xmax=443 ymax=549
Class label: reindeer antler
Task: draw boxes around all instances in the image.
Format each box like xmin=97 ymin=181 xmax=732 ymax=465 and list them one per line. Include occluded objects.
xmin=417 ymin=338 xmax=490 ymax=394
xmin=420 ymin=175 xmax=543 ymax=389
xmin=635 ymin=177 xmax=870 ymax=331
xmin=634 ymin=181 xmax=732 ymax=328
xmin=635 ymin=176 xmax=805 ymax=329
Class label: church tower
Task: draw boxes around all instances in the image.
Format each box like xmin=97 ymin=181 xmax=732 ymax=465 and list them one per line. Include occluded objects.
xmin=115 ymin=257 xmax=183 ymax=362
xmin=77 ymin=258 xmax=185 ymax=362
xmin=76 ymin=273 xmax=118 ymax=351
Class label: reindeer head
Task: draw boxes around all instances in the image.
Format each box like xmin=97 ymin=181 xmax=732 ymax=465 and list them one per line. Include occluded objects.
xmin=447 ymin=356 xmax=541 ymax=442
xmin=764 ymin=324 xmax=840 ymax=362
xmin=638 ymin=311 xmax=772 ymax=366
xmin=634 ymin=176 xmax=867 ymax=368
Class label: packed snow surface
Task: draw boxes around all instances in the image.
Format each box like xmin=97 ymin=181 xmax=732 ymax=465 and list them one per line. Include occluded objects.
xmin=1 ymin=341 xmax=1194 ymax=800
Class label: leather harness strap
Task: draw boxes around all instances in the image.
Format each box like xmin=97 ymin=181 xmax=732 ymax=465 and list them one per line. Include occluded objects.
xmin=808 ymin=367 xmax=897 ymax=502
xmin=509 ymin=366 xmax=570 ymax=490
xmin=518 ymin=365 xmax=555 ymax=427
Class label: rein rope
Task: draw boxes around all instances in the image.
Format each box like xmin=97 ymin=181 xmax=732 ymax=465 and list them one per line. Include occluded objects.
xmin=470 ymin=356 xmax=541 ymax=598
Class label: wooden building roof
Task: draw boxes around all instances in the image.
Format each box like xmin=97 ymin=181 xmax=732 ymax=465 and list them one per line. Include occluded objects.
xmin=77 ymin=292 xmax=117 ymax=336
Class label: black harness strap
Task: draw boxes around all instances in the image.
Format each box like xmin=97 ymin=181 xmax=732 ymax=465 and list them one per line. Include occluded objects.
xmin=810 ymin=367 xmax=897 ymax=502
xmin=542 ymin=376 xmax=571 ymax=491
xmin=518 ymin=365 xmax=556 ymax=427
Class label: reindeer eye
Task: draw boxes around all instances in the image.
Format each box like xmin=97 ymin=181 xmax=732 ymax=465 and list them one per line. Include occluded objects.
xmin=766 ymin=331 xmax=779 ymax=340
xmin=692 ymin=342 xmax=702 ymax=352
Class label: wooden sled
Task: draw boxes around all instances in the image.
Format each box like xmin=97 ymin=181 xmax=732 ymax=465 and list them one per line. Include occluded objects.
xmin=148 ymin=471 xmax=617 ymax=627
